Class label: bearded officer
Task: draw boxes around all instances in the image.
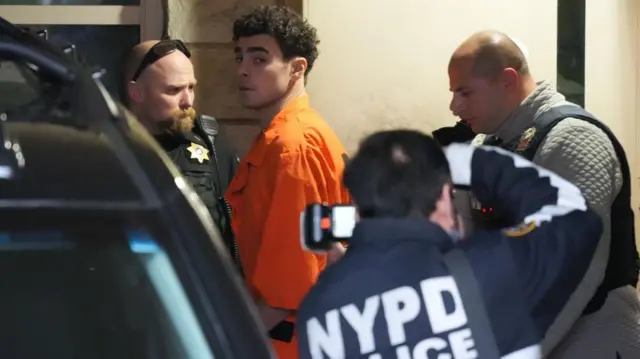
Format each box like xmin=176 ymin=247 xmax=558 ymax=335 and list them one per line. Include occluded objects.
xmin=448 ymin=30 xmax=640 ymax=358
xmin=124 ymin=39 xmax=240 ymax=269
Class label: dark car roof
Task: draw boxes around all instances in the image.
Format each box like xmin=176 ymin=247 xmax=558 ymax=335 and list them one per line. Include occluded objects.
xmin=2 ymin=122 xmax=143 ymax=203
xmin=0 ymin=109 xmax=186 ymax=210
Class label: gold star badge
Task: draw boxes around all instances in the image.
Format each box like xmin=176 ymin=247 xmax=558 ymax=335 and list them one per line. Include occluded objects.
xmin=186 ymin=142 xmax=210 ymax=164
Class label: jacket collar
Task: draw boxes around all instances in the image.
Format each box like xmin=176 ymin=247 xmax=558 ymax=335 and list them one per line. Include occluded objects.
xmin=243 ymin=94 xmax=311 ymax=167
xmin=349 ymin=218 xmax=455 ymax=251
xmin=494 ymin=81 xmax=568 ymax=143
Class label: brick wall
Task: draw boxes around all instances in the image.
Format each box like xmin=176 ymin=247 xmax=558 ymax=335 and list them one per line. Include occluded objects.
xmin=165 ymin=0 xmax=302 ymax=156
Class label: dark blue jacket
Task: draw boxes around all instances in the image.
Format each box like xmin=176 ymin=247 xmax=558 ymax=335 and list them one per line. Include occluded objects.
xmin=296 ymin=144 xmax=602 ymax=359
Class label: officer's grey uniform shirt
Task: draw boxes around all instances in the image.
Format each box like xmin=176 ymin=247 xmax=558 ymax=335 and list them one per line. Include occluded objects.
xmin=456 ymin=81 xmax=640 ymax=359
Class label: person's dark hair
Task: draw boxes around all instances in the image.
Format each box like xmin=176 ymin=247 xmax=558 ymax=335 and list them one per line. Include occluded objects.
xmin=232 ymin=5 xmax=320 ymax=76
xmin=343 ymin=130 xmax=451 ymax=219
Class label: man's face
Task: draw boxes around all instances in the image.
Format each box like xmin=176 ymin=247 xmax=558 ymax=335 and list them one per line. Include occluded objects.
xmin=448 ymin=59 xmax=506 ymax=134
xmin=234 ymin=34 xmax=295 ymax=110
xmin=132 ymin=51 xmax=197 ymax=134
xmin=430 ymin=183 xmax=465 ymax=237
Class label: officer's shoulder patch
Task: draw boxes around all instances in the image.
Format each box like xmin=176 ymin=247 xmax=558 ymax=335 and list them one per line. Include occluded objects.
xmin=515 ymin=126 xmax=537 ymax=153
xmin=502 ymin=221 xmax=537 ymax=237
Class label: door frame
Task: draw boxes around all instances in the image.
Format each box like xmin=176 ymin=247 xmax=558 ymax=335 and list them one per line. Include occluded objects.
xmin=635 ymin=1 xmax=640 ymax=252
xmin=0 ymin=1 xmax=162 ymax=40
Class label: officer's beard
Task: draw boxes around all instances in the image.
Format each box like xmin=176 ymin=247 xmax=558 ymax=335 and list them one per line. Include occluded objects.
xmin=163 ymin=107 xmax=196 ymax=136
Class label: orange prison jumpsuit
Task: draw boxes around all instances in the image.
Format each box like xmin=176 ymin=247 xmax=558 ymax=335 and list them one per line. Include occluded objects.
xmin=225 ymin=94 xmax=350 ymax=359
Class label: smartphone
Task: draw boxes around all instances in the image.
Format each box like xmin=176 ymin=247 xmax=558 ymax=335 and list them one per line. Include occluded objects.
xmin=300 ymin=203 xmax=356 ymax=253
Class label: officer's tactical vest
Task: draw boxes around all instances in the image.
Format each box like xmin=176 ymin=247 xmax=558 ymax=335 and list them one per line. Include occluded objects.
xmin=177 ymin=132 xmax=218 ymax=216
xmin=172 ymin=116 xmax=240 ymax=268
xmin=471 ymin=105 xmax=639 ymax=314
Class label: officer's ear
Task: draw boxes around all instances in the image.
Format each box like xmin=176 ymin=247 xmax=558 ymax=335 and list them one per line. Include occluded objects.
xmin=430 ymin=183 xmax=457 ymax=232
xmin=499 ymin=67 xmax=519 ymax=93
xmin=127 ymin=81 xmax=144 ymax=105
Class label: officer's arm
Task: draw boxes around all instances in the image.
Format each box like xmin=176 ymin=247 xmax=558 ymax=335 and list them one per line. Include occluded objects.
xmin=224 ymin=148 xmax=240 ymax=187
xmin=214 ymin=132 xmax=240 ymax=186
xmin=229 ymin=150 xmax=240 ymax=182
xmin=446 ymin=143 xmax=598 ymax=227
xmin=220 ymin=133 xmax=240 ymax=182
xmin=445 ymin=143 xmax=602 ymax=337
xmin=533 ymin=120 xmax=621 ymax=351
xmin=251 ymin=149 xmax=328 ymax=329
xmin=536 ymin=119 xmax=620 ymax=223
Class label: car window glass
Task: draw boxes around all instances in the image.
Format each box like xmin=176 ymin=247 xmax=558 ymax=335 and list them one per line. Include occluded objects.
xmin=0 ymin=228 xmax=215 ymax=359
xmin=0 ymin=60 xmax=43 ymax=112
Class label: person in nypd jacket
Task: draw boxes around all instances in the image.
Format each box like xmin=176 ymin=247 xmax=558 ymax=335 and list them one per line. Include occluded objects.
xmin=296 ymin=129 xmax=601 ymax=359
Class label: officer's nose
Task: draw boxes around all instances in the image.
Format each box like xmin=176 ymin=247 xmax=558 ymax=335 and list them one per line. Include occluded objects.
xmin=450 ymin=94 xmax=464 ymax=117
xmin=180 ymin=88 xmax=194 ymax=108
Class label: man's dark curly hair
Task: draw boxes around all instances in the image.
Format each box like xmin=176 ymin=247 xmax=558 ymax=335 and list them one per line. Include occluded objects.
xmin=233 ymin=5 xmax=320 ymax=76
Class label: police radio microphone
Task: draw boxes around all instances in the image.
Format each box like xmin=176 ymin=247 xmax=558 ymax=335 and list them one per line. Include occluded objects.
xmin=199 ymin=115 xmax=219 ymax=136
xmin=300 ymin=203 xmax=356 ymax=253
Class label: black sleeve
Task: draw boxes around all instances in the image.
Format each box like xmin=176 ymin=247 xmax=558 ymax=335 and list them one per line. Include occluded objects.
xmin=213 ymin=132 xmax=239 ymax=191
xmin=445 ymin=143 xmax=600 ymax=230
xmin=445 ymin=144 xmax=602 ymax=343
xmin=227 ymin=145 xmax=239 ymax=183
xmin=432 ymin=121 xmax=476 ymax=145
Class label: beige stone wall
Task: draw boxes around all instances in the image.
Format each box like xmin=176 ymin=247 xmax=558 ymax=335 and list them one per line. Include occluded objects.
xmin=165 ymin=0 xmax=302 ymax=155
xmin=304 ymin=0 xmax=560 ymax=154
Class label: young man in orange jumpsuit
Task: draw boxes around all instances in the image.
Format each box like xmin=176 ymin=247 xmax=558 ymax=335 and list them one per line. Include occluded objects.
xmin=226 ymin=5 xmax=350 ymax=359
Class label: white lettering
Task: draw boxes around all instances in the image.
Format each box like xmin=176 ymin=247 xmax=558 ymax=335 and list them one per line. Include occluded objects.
xmin=307 ymin=309 xmax=344 ymax=359
xmin=449 ymin=328 xmax=478 ymax=359
xmin=341 ymin=296 xmax=380 ymax=355
xmin=421 ymin=277 xmax=467 ymax=334
xmin=381 ymin=286 xmax=421 ymax=346
xmin=395 ymin=345 xmax=412 ymax=359
xmin=412 ymin=337 xmax=451 ymax=359
xmin=305 ymin=276 xmax=478 ymax=359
